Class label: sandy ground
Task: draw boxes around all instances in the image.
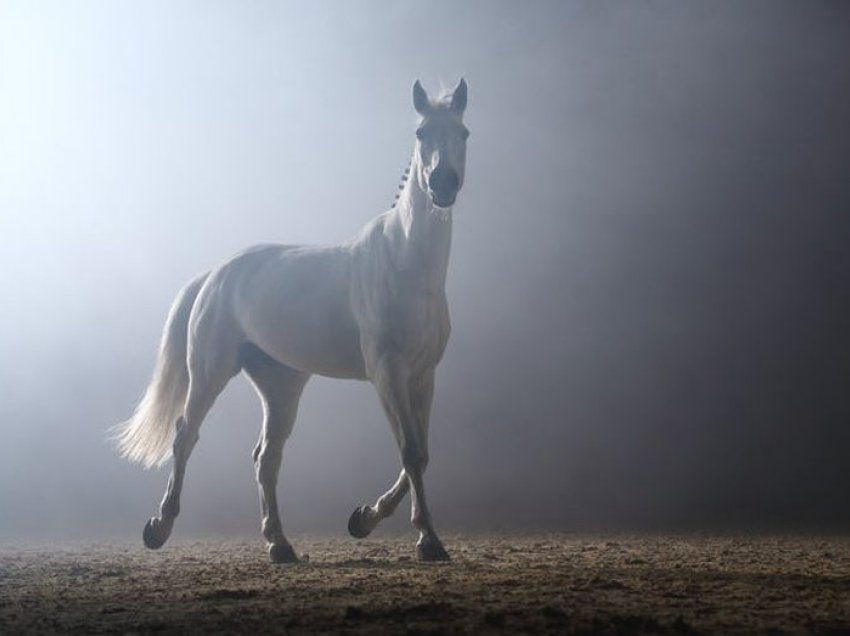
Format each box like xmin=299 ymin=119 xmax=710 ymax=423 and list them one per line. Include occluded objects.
xmin=2 ymin=534 xmax=850 ymax=634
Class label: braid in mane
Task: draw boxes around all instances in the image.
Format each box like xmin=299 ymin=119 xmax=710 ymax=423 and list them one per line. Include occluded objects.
xmin=391 ymin=159 xmax=413 ymax=209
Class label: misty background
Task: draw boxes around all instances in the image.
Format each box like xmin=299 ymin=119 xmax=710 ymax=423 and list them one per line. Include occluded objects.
xmin=1 ymin=1 xmax=849 ymax=541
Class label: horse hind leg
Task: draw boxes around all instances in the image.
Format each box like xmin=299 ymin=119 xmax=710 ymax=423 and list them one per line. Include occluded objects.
xmin=243 ymin=344 xmax=309 ymax=564
xmin=143 ymin=333 xmax=240 ymax=549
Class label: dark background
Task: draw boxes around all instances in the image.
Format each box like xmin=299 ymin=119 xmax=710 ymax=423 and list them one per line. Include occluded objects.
xmin=1 ymin=1 xmax=849 ymax=540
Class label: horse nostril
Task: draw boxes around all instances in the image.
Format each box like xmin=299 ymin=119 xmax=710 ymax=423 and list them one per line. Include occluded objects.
xmin=428 ymin=168 xmax=459 ymax=195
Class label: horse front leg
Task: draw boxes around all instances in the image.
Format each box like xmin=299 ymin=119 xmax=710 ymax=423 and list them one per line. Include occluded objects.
xmin=349 ymin=370 xmax=435 ymax=538
xmin=406 ymin=370 xmax=446 ymax=561
xmin=348 ymin=469 xmax=410 ymax=538
xmin=371 ymin=358 xmax=448 ymax=561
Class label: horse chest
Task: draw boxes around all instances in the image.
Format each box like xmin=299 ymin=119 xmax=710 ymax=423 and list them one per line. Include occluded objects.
xmin=357 ymin=284 xmax=449 ymax=372
xmin=351 ymin=213 xmax=452 ymax=375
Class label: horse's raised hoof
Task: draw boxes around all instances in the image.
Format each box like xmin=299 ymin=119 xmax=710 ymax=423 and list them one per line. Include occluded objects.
xmin=417 ymin=537 xmax=450 ymax=562
xmin=142 ymin=517 xmax=169 ymax=550
xmin=269 ymin=543 xmax=299 ymax=564
xmin=347 ymin=505 xmax=373 ymax=539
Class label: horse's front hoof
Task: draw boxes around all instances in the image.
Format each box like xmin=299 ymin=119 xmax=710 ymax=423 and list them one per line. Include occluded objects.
xmin=269 ymin=543 xmax=299 ymax=564
xmin=142 ymin=517 xmax=169 ymax=550
xmin=417 ymin=538 xmax=450 ymax=562
xmin=347 ymin=505 xmax=373 ymax=539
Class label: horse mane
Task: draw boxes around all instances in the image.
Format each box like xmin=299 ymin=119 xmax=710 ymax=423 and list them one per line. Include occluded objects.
xmin=391 ymin=159 xmax=412 ymax=208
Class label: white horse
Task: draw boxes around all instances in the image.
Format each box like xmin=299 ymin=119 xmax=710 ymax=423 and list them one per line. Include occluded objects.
xmin=114 ymin=79 xmax=469 ymax=563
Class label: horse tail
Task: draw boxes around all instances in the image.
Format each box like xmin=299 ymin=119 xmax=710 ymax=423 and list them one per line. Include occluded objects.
xmin=111 ymin=272 xmax=209 ymax=468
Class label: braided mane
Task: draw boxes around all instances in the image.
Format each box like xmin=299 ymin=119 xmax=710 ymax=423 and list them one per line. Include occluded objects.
xmin=391 ymin=159 xmax=413 ymax=209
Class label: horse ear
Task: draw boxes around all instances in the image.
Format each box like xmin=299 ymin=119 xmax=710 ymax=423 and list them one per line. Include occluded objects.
xmin=413 ymin=80 xmax=430 ymax=115
xmin=450 ymin=78 xmax=467 ymax=113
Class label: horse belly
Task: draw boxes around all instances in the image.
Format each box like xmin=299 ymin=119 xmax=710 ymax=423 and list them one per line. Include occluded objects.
xmin=253 ymin=318 xmax=366 ymax=380
xmin=232 ymin=247 xmax=367 ymax=379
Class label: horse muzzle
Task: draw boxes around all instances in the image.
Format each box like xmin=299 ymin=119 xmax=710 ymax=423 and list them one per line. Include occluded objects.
xmin=428 ymin=167 xmax=460 ymax=208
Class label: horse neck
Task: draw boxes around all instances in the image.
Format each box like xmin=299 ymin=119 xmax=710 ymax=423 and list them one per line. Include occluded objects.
xmin=386 ymin=153 xmax=453 ymax=290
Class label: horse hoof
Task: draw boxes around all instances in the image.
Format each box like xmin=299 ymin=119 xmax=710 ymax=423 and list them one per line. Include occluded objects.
xmin=347 ymin=506 xmax=373 ymax=539
xmin=269 ymin=543 xmax=298 ymax=564
xmin=142 ymin=517 xmax=168 ymax=550
xmin=417 ymin=538 xmax=450 ymax=562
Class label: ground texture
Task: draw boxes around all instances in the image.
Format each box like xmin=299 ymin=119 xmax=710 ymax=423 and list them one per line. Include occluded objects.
xmin=2 ymin=534 xmax=850 ymax=634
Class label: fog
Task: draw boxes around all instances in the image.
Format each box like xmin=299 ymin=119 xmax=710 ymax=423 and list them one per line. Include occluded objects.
xmin=1 ymin=1 xmax=849 ymax=541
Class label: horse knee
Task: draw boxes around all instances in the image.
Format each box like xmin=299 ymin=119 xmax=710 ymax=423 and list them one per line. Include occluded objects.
xmin=402 ymin=444 xmax=427 ymax=474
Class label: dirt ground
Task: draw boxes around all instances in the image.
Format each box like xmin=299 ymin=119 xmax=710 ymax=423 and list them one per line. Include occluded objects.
xmin=2 ymin=534 xmax=850 ymax=634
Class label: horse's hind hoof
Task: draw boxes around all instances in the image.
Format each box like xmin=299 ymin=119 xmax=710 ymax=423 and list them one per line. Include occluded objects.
xmin=417 ymin=538 xmax=450 ymax=562
xmin=347 ymin=506 xmax=373 ymax=539
xmin=269 ymin=543 xmax=298 ymax=564
xmin=142 ymin=517 xmax=169 ymax=550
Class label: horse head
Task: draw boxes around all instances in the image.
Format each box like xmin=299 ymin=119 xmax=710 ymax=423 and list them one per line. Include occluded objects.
xmin=412 ymin=79 xmax=469 ymax=209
